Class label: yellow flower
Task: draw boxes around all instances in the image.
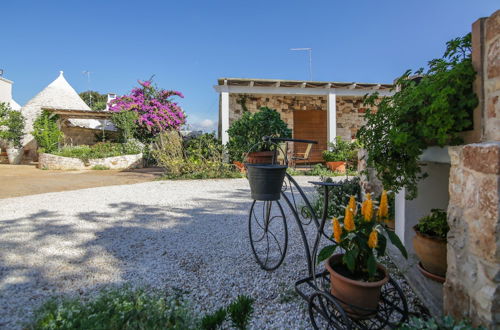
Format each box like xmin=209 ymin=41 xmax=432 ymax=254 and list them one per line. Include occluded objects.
xmin=378 ymin=190 xmax=389 ymax=220
xmin=333 ymin=217 xmax=342 ymax=243
xmin=344 ymin=206 xmax=356 ymax=232
xmin=368 ymin=230 xmax=378 ymax=249
xmin=348 ymin=195 xmax=357 ymax=215
xmin=361 ymin=193 xmax=373 ymax=221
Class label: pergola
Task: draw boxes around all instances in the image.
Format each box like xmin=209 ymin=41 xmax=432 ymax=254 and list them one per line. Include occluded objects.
xmin=42 ymin=107 xmax=113 ymax=120
xmin=214 ymin=78 xmax=395 ymax=145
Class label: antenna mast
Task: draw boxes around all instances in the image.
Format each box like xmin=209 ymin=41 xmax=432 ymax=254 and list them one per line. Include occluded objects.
xmin=290 ymin=48 xmax=313 ymax=81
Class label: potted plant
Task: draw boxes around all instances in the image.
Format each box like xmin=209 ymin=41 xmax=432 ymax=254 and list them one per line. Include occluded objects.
xmin=0 ymin=103 xmax=25 ymax=164
xmin=227 ymin=107 xmax=292 ymax=164
xmin=322 ymin=137 xmax=359 ymax=173
xmin=413 ymin=209 xmax=448 ymax=282
xmin=318 ymin=190 xmax=407 ymax=318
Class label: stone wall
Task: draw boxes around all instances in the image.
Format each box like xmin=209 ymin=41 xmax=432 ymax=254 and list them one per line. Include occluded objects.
xmin=228 ymin=93 xmax=371 ymax=141
xmin=444 ymin=10 xmax=500 ymax=328
xmin=38 ymin=153 xmax=143 ymax=170
xmin=61 ymin=126 xmax=119 ymax=146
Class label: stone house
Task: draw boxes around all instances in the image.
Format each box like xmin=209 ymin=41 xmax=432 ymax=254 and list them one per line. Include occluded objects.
xmin=0 ymin=75 xmax=21 ymax=110
xmin=214 ymin=78 xmax=393 ymax=162
xmin=20 ymin=71 xmax=115 ymax=161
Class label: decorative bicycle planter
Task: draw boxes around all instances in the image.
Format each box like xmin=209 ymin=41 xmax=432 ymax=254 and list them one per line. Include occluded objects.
xmin=244 ymin=136 xmax=408 ymax=329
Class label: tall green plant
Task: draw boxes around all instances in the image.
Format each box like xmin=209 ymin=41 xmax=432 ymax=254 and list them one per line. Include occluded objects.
xmin=110 ymin=110 xmax=138 ymax=142
xmin=227 ymin=107 xmax=292 ymax=162
xmin=32 ymin=111 xmax=63 ymax=153
xmin=357 ymin=34 xmax=477 ymax=199
xmin=0 ymin=102 xmax=25 ymax=148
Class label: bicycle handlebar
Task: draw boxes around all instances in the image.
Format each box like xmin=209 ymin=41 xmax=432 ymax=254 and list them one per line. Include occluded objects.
xmin=262 ymin=136 xmax=318 ymax=145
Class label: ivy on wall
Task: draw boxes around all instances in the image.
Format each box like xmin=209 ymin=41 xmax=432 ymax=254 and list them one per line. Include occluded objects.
xmin=357 ymin=34 xmax=478 ymax=199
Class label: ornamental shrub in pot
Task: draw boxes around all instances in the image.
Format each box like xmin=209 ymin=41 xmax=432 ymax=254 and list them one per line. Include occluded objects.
xmin=322 ymin=137 xmax=359 ymax=173
xmin=0 ymin=103 xmax=25 ymax=164
xmin=227 ymin=106 xmax=291 ymax=163
xmin=318 ymin=190 xmax=407 ymax=318
xmin=413 ymin=209 xmax=448 ymax=282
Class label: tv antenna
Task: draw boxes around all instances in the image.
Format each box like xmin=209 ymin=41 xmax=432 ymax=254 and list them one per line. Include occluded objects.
xmin=290 ymin=48 xmax=312 ymax=81
xmin=82 ymin=70 xmax=92 ymax=107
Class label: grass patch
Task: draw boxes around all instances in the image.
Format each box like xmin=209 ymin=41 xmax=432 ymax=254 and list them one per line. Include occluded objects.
xmin=28 ymin=286 xmax=255 ymax=330
xmin=51 ymin=141 xmax=141 ymax=162
xmin=91 ymin=165 xmax=110 ymax=170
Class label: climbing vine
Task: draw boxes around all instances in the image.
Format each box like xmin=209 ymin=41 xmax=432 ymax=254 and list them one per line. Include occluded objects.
xmin=357 ymin=33 xmax=478 ymax=199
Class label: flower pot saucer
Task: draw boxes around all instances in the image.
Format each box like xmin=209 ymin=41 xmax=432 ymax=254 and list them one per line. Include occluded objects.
xmin=417 ymin=262 xmax=445 ymax=283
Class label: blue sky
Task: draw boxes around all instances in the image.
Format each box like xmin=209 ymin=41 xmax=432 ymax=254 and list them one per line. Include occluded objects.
xmin=1 ymin=1 xmax=498 ymax=131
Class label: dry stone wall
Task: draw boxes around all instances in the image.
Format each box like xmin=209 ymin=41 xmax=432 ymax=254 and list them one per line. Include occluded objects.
xmin=228 ymin=93 xmax=371 ymax=141
xmin=444 ymin=10 xmax=500 ymax=328
xmin=38 ymin=153 xmax=143 ymax=170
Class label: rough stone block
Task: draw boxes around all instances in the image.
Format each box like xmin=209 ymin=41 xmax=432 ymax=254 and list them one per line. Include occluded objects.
xmin=463 ymin=142 xmax=500 ymax=175
xmin=486 ymin=10 xmax=500 ymax=43
xmin=487 ymin=37 xmax=500 ymax=79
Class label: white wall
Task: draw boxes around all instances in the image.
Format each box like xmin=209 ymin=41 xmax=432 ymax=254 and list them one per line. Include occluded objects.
xmin=395 ymin=162 xmax=451 ymax=254
xmin=0 ymin=77 xmax=13 ymax=104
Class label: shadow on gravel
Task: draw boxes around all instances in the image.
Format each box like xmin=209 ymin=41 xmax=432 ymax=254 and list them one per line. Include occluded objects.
xmin=0 ymin=179 xmax=321 ymax=328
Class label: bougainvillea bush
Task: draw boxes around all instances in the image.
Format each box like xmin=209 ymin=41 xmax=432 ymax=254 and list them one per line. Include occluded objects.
xmin=108 ymin=79 xmax=186 ymax=142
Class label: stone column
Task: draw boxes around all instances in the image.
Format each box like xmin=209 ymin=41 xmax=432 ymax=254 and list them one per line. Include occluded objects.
xmin=444 ymin=10 xmax=500 ymax=328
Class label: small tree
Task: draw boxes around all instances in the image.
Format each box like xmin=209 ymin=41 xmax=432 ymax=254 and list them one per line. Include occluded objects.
xmin=110 ymin=111 xmax=139 ymax=142
xmin=227 ymin=107 xmax=292 ymax=162
xmin=79 ymin=91 xmax=108 ymax=111
xmin=32 ymin=111 xmax=63 ymax=153
xmin=0 ymin=102 xmax=25 ymax=148
xmin=108 ymin=79 xmax=186 ymax=142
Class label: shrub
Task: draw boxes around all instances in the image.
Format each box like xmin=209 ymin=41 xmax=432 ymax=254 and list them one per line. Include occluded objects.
xmin=28 ymin=287 xmax=255 ymax=330
xmin=109 ymin=79 xmax=186 ymax=142
xmin=152 ymin=131 xmax=242 ymax=180
xmin=357 ymin=34 xmax=477 ymax=199
xmin=33 ymin=111 xmax=63 ymax=153
xmin=91 ymin=165 xmax=110 ymax=170
xmin=111 ymin=110 xmax=139 ymax=142
xmin=415 ymin=209 xmax=448 ymax=239
xmin=227 ymin=107 xmax=292 ymax=162
xmin=322 ymin=137 xmax=360 ymax=170
xmin=227 ymin=295 xmax=254 ymax=330
xmin=307 ymin=176 xmax=361 ymax=219
xmin=52 ymin=142 xmax=141 ymax=162
xmin=0 ymin=102 xmax=25 ymax=148
xmin=28 ymin=286 xmax=197 ymax=330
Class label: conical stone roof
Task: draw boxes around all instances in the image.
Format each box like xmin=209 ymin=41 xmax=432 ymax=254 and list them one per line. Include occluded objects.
xmin=21 ymin=71 xmax=91 ymax=146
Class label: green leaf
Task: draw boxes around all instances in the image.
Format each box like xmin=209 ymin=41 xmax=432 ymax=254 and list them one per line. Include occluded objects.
xmin=317 ymin=245 xmax=337 ymax=264
xmin=386 ymin=229 xmax=408 ymax=259
xmin=376 ymin=234 xmax=387 ymax=256
xmin=367 ymin=253 xmax=377 ymax=278
xmin=343 ymin=250 xmax=356 ymax=273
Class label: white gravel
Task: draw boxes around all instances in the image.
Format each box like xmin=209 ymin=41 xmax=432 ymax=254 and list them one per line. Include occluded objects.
xmin=0 ymin=177 xmax=424 ymax=329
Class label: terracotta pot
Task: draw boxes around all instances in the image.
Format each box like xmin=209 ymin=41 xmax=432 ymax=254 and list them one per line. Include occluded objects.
xmin=246 ymin=151 xmax=276 ymax=164
xmin=233 ymin=161 xmax=246 ymax=173
xmin=325 ymin=254 xmax=389 ymax=319
xmin=413 ymin=228 xmax=447 ymax=278
xmin=385 ymin=219 xmax=395 ymax=231
xmin=326 ymin=161 xmax=346 ymax=173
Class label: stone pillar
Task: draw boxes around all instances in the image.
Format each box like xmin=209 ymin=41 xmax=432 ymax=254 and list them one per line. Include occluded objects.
xmin=444 ymin=10 xmax=500 ymax=328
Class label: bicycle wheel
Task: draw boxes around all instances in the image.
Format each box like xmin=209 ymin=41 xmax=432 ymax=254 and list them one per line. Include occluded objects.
xmin=248 ymin=200 xmax=288 ymax=271
xmin=309 ymin=291 xmax=351 ymax=330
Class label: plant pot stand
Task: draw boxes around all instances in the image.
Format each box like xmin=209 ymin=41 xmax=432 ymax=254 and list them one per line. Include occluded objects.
xmin=243 ymin=136 xmax=409 ymax=329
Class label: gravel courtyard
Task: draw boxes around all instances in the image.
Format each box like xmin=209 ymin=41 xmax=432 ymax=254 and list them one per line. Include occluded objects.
xmin=0 ymin=177 xmax=424 ymax=329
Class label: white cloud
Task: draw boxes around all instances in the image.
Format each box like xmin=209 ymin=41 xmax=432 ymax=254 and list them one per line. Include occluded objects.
xmin=200 ymin=119 xmax=215 ymax=128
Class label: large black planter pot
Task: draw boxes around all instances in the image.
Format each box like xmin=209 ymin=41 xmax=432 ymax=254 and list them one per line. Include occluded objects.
xmin=246 ymin=164 xmax=287 ymax=201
